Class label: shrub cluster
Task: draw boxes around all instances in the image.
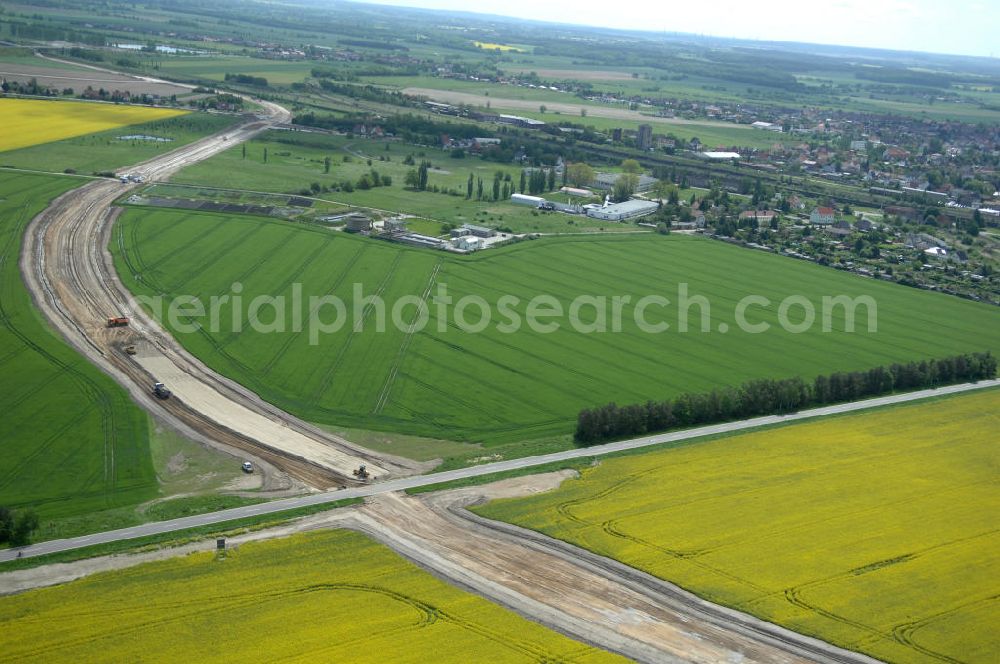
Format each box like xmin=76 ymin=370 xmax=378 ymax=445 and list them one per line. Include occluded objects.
xmin=0 ymin=506 xmax=39 ymax=547
xmin=575 ymin=352 xmax=997 ymax=445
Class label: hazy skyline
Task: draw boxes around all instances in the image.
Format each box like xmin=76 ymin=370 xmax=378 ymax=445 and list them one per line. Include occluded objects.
xmin=362 ymin=0 xmax=997 ymax=59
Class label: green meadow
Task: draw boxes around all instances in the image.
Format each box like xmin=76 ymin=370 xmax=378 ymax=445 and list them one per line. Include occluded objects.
xmin=171 ymin=131 xmax=629 ymax=234
xmin=112 ymin=208 xmax=1000 ymax=453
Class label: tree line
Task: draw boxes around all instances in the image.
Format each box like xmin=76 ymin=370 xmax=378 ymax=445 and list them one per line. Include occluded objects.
xmin=575 ymin=352 xmax=997 ymax=445
xmin=224 ymin=73 xmax=269 ymax=87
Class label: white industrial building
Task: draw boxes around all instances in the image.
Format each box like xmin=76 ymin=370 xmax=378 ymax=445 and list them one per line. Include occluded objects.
xmin=585 ymin=199 xmax=659 ymax=222
xmin=511 ymin=193 xmax=546 ymax=207
xmin=454 ymin=236 xmax=483 ymax=251
xmin=700 ymin=151 xmax=742 ymax=160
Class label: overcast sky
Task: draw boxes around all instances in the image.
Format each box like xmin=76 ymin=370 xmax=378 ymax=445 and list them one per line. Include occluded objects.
xmin=361 ymin=0 xmax=997 ymax=59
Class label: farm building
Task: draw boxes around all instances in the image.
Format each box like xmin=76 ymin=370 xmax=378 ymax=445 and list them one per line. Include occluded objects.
xmin=392 ymin=233 xmax=445 ymax=249
xmin=559 ymin=186 xmax=592 ymax=197
xmin=461 ymin=224 xmax=496 ymax=238
xmin=585 ymin=199 xmax=659 ymax=222
xmin=511 ymin=193 xmax=546 ymax=207
xmin=591 ymin=172 xmax=657 ymax=193
xmin=344 ymin=214 xmax=372 ymax=232
xmin=454 ymin=236 xmax=483 ymax=251
xmin=384 ymin=218 xmax=408 ymax=232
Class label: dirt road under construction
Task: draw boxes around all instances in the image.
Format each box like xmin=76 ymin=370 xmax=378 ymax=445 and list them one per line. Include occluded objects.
xmin=0 ymin=475 xmax=881 ymax=664
xmin=14 ymin=94 xmax=888 ymax=662
xmin=19 ymin=101 xmax=421 ymax=488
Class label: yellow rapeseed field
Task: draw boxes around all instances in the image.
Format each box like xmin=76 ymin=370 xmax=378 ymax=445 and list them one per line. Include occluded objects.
xmin=0 ymin=98 xmax=186 ymax=153
xmin=473 ymin=41 xmax=525 ymax=52
xmin=477 ymin=389 xmax=1000 ymax=664
xmin=0 ymin=529 xmax=624 ymax=663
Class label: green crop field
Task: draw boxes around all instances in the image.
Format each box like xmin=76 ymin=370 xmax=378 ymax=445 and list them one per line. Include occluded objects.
xmin=0 ymin=172 xmax=157 ymax=522
xmin=475 ymin=388 xmax=1000 ymax=664
xmin=112 ymin=208 xmax=1000 ymax=457
xmin=0 ymin=528 xmax=625 ymax=663
xmin=0 ymin=112 xmax=237 ymax=175
xmin=153 ymin=55 xmax=318 ymax=85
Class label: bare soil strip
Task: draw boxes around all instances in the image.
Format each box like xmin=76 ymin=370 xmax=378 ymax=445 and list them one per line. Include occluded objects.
xmin=0 ymin=64 xmax=187 ymax=97
xmin=0 ymin=474 xmax=880 ymax=664
xmin=18 ymin=100 xmax=423 ymax=487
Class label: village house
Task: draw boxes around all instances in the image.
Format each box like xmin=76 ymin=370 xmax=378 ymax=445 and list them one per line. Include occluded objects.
xmin=810 ymin=207 xmax=836 ymax=225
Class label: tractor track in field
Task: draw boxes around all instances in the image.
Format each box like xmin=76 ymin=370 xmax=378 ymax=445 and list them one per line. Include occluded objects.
xmin=1 ymin=473 xmax=883 ymax=664
xmin=18 ymin=99 xmax=424 ymax=490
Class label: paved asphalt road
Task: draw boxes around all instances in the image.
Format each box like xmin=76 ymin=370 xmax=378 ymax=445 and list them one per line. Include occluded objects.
xmin=4 ymin=379 xmax=997 ymax=563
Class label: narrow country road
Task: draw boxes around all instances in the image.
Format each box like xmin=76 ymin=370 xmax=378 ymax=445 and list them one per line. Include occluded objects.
xmin=5 ymin=378 xmax=995 ymax=563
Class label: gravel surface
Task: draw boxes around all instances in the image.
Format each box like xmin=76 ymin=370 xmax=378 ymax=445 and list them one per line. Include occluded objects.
xmin=18 ymin=98 xmax=423 ymax=489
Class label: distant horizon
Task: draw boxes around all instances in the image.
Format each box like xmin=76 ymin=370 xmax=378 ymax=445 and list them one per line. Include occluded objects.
xmin=357 ymin=0 xmax=998 ymax=60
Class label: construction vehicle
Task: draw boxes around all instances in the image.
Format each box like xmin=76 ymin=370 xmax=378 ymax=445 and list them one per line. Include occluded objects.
xmin=107 ymin=316 xmax=129 ymax=327
xmin=152 ymin=382 xmax=171 ymax=399
xmin=241 ymin=461 xmax=253 ymax=473
xmin=353 ymin=464 xmax=372 ymax=481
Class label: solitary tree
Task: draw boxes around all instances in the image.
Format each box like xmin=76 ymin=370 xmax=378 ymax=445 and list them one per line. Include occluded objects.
xmin=324 ymin=156 xmax=331 ymax=174
xmin=417 ymin=161 xmax=429 ymax=190
xmin=547 ymin=168 xmax=556 ymax=191
xmin=651 ymin=178 xmax=671 ymax=201
xmin=519 ymin=170 xmax=527 ymax=194
xmin=263 ymin=147 xmax=268 ymax=164
xmin=466 ymin=173 xmax=474 ymax=199
xmin=566 ymin=162 xmax=595 ymax=188
xmin=621 ymin=158 xmax=641 ymax=174
xmin=612 ymin=173 xmax=638 ymax=202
